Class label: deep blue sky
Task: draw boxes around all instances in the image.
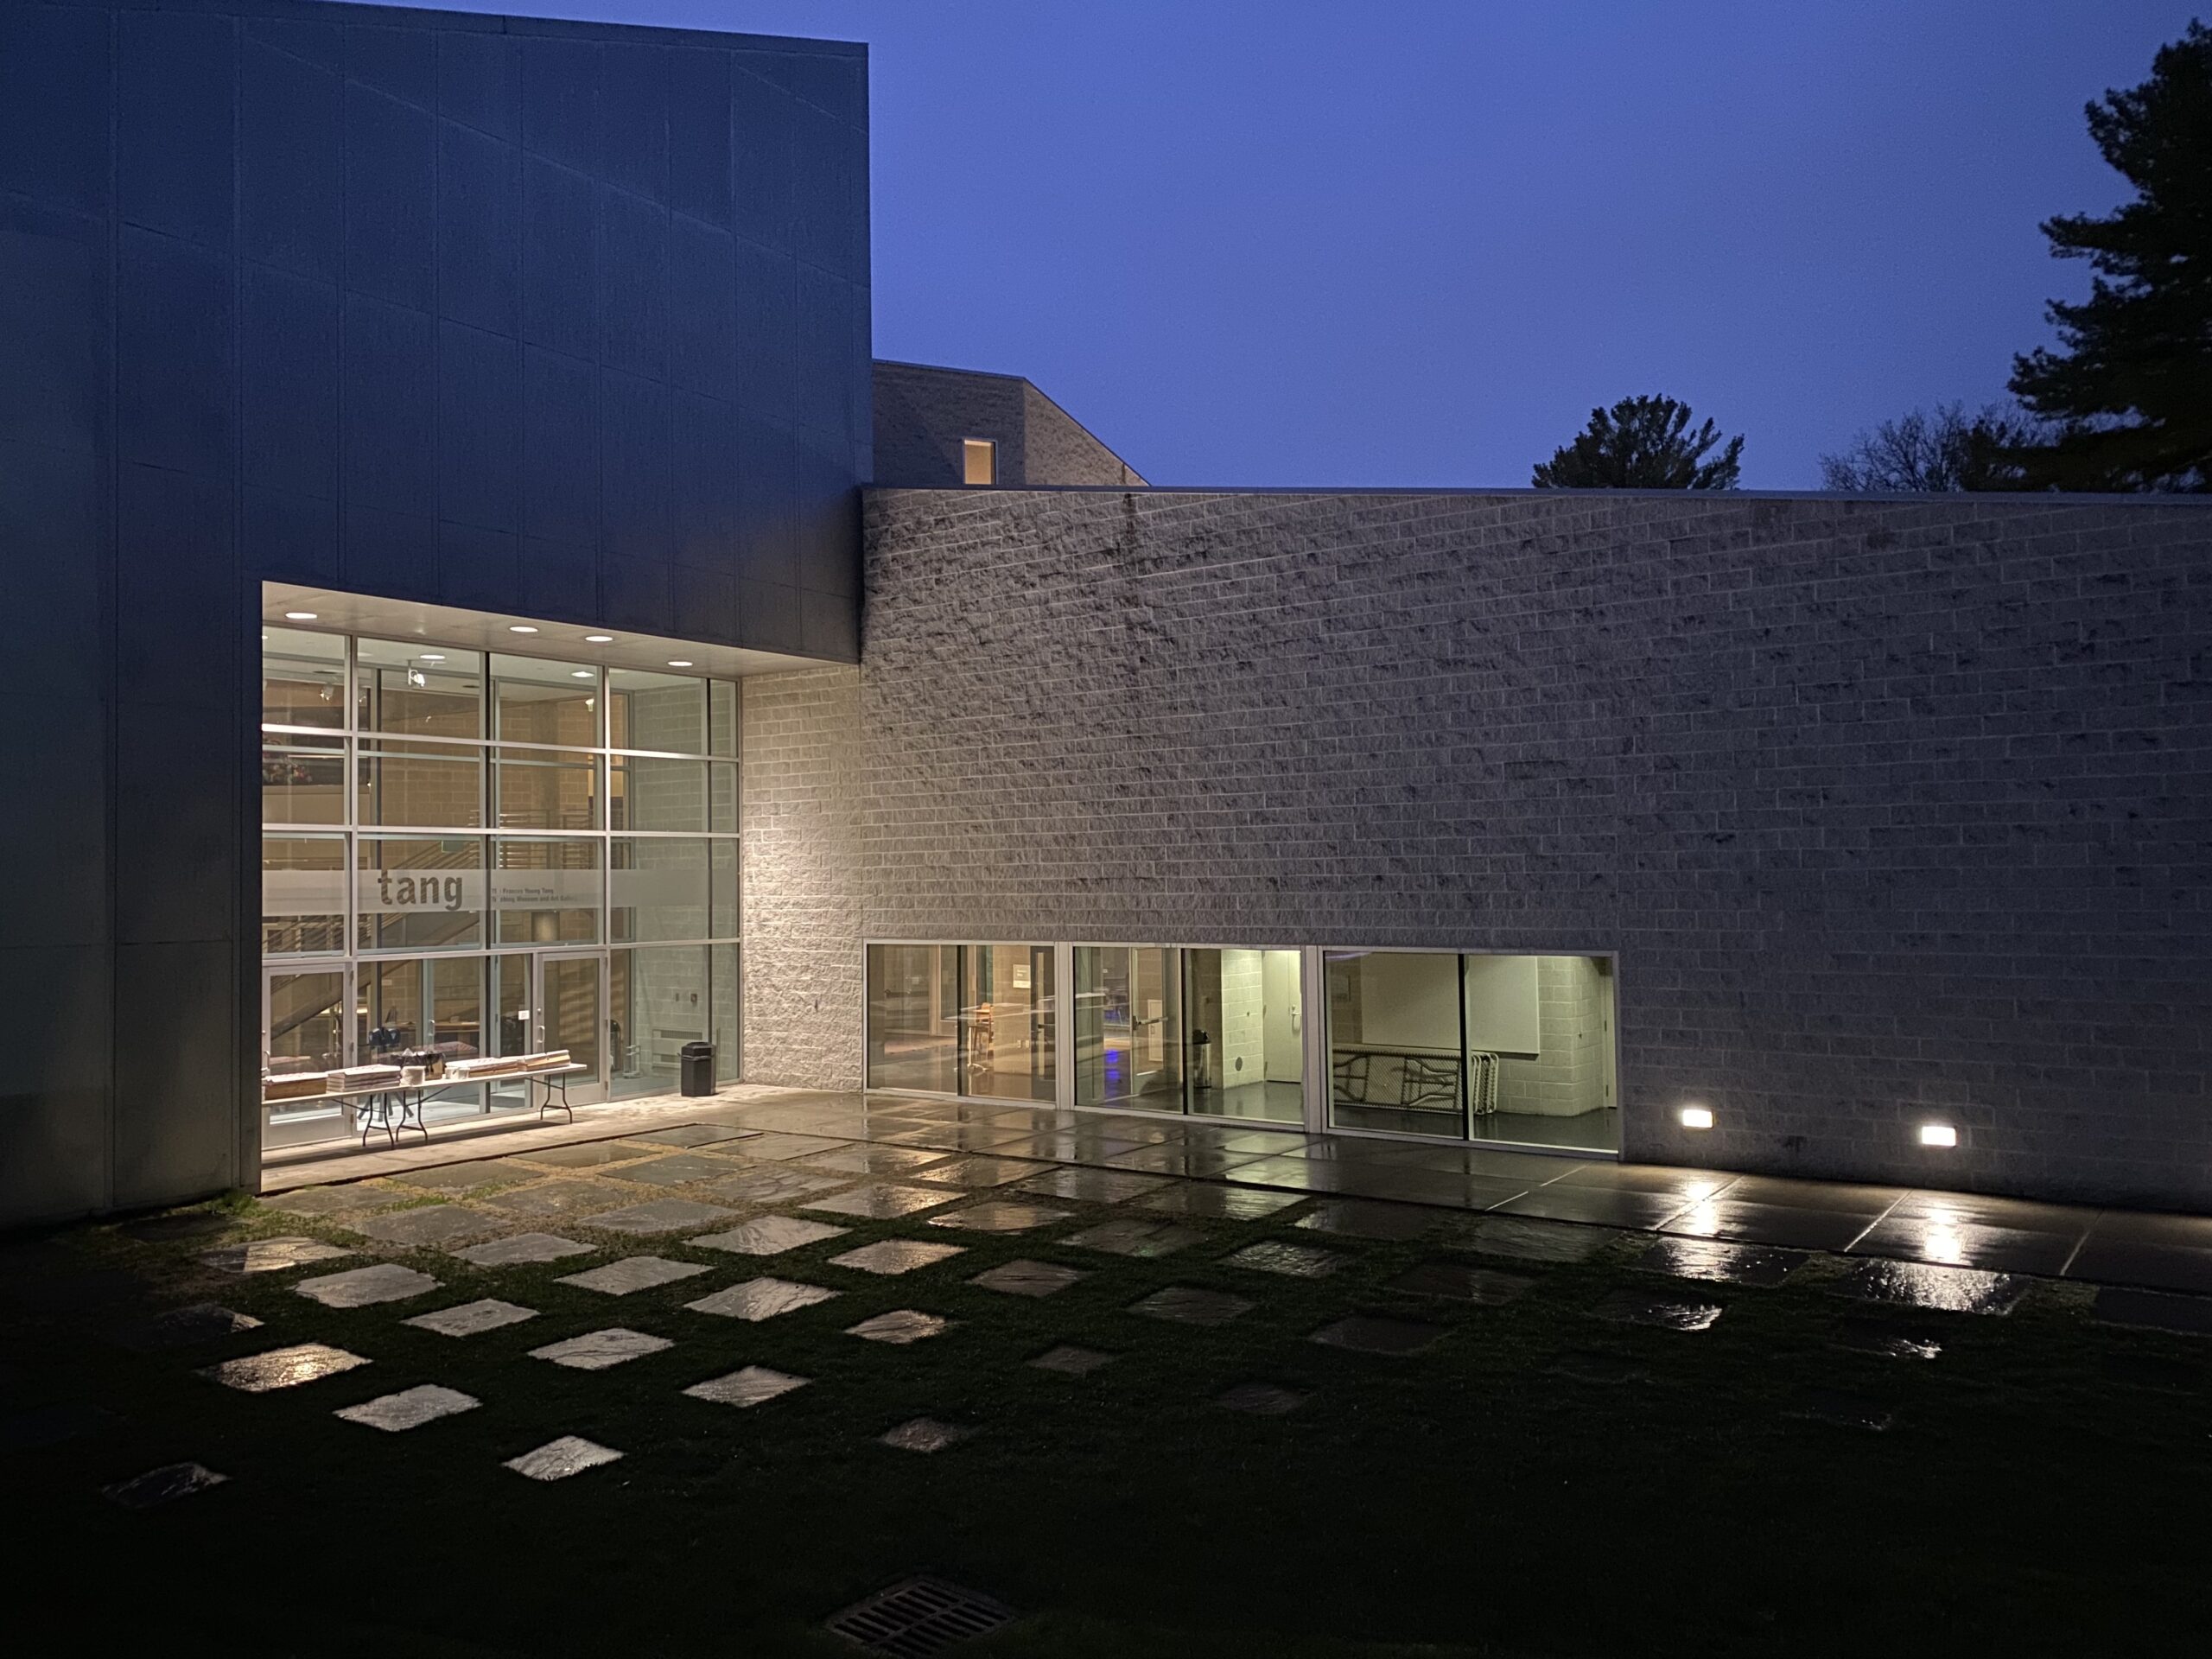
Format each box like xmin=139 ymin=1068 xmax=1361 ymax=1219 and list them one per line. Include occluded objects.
xmin=362 ymin=1 xmax=2194 ymax=488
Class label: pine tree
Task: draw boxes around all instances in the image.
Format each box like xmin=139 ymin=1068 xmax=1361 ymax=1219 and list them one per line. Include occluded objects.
xmin=2008 ymin=22 xmax=2212 ymax=491
xmin=1531 ymin=395 xmax=1744 ymax=489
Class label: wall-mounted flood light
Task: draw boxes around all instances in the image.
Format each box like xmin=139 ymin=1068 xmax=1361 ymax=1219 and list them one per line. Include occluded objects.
xmin=1919 ymin=1123 xmax=1958 ymax=1148
xmin=1679 ymin=1106 xmax=1714 ymax=1130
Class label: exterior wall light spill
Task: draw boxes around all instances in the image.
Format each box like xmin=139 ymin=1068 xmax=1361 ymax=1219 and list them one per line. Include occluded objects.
xmin=1919 ymin=1123 xmax=1958 ymax=1148
xmin=667 ymin=659 xmax=693 ymax=668
xmin=508 ymin=625 xmax=539 ymax=634
xmin=418 ymin=653 xmax=445 ymax=662
xmin=283 ymin=611 xmax=317 ymax=620
xmin=583 ymin=633 xmax=614 ymax=644
xmin=1680 ymin=1106 xmax=1714 ymax=1130
xmin=570 ymin=670 xmax=594 ymax=679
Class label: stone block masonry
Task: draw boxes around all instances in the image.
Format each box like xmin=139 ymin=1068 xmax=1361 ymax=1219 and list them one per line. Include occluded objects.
xmin=742 ymin=487 xmax=2212 ymax=1211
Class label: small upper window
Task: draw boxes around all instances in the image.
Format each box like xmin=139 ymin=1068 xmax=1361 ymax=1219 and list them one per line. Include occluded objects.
xmin=962 ymin=438 xmax=997 ymax=486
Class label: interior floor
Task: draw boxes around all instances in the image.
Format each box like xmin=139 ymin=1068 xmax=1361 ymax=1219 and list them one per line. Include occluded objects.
xmin=1186 ymin=1079 xmax=1305 ymax=1124
xmin=1332 ymin=1102 xmax=1620 ymax=1152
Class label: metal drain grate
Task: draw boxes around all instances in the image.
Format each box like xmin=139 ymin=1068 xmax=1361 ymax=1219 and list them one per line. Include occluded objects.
xmin=825 ymin=1576 xmax=1015 ymax=1656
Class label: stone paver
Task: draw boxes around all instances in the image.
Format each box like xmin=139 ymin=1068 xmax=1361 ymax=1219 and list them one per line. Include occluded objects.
xmin=704 ymin=1166 xmax=855 ymax=1205
xmin=970 ymin=1259 xmax=1086 ymax=1298
xmin=1225 ymin=1241 xmax=1343 ymax=1279
xmin=1128 ymin=1286 xmax=1253 ymax=1327
xmin=927 ymin=1200 xmax=1071 ymax=1235
xmin=1639 ymin=1236 xmax=1804 ymax=1289
xmin=1387 ymin=1262 xmax=1535 ymax=1305
xmin=740 ymin=1132 xmax=853 ymax=1161
xmin=684 ymin=1365 xmax=810 ymax=1408
xmin=295 ymin=1263 xmax=442 ymax=1309
xmin=395 ymin=1162 xmax=508 ymax=1192
xmin=880 ymin=1417 xmax=972 ymax=1452
xmin=633 ymin=1123 xmax=757 ymax=1148
xmin=1831 ymin=1259 xmax=2030 ymax=1317
xmin=1066 ymin=1219 xmax=1204 ymax=1259
xmin=505 ymin=1435 xmax=623 ymax=1479
xmin=1309 ymin=1315 xmax=1445 ymax=1356
xmin=1029 ymin=1344 xmax=1117 ymax=1376
xmin=691 ymin=1217 xmax=850 ymax=1256
xmin=1014 ymin=1166 xmax=1176 ymax=1205
xmin=452 ymin=1232 xmax=593 ymax=1267
xmin=1294 ymin=1201 xmax=1451 ymax=1243
xmin=1591 ymin=1289 xmax=1724 ymax=1332
xmin=1140 ymin=1184 xmax=1303 ymax=1222
xmin=405 ymin=1299 xmax=537 ymax=1338
xmin=1453 ymin=1215 xmax=1616 ymax=1262
xmin=520 ymin=1142 xmax=653 ymax=1170
xmin=200 ymin=1343 xmax=369 ymax=1392
xmin=1215 ymin=1382 xmax=1307 ymax=1415
xmin=103 ymin=1462 xmax=228 ymax=1509
xmin=200 ymin=1238 xmax=351 ymax=1274
xmin=847 ymin=1309 xmax=954 ymax=1345
xmin=804 ymin=1183 xmax=956 ymax=1221
xmin=105 ymin=1303 xmax=263 ymax=1352
xmin=798 ymin=1144 xmax=954 ymax=1177
xmin=352 ymin=1206 xmax=506 ymax=1248
xmin=685 ymin=1276 xmax=840 ymax=1321
xmin=581 ymin=1198 xmax=738 ymax=1235
xmin=606 ymin=1153 xmax=746 ymax=1187
xmin=912 ymin=1157 xmax=1054 ymax=1190
xmin=336 ymin=1384 xmax=480 ymax=1432
xmin=480 ymin=1181 xmax=631 ymax=1219
xmin=829 ymin=1239 xmax=966 ymax=1276
xmin=529 ymin=1329 xmax=671 ymax=1370
xmin=557 ymin=1255 xmax=709 ymax=1295
xmin=267 ymin=1187 xmax=394 ymax=1219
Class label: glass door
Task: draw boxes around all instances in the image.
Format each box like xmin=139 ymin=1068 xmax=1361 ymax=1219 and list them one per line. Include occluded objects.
xmin=537 ymin=950 xmax=607 ymax=1104
xmin=1183 ymin=948 xmax=1304 ymax=1123
xmin=263 ymin=963 xmax=352 ymax=1147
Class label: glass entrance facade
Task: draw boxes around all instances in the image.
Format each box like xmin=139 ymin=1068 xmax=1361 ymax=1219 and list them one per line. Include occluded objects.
xmin=260 ymin=627 xmax=741 ymax=1147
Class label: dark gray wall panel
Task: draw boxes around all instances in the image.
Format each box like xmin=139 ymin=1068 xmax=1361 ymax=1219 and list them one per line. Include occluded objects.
xmin=116 ymin=702 xmax=238 ymax=946
xmin=437 ymin=120 xmax=523 ymax=338
xmin=0 ymin=697 xmax=110 ymax=954
xmin=243 ymin=486 xmax=341 ymax=588
xmin=239 ymin=37 xmax=342 ymax=281
xmin=673 ymin=391 xmax=740 ymax=566
xmin=344 ymin=83 xmax=436 ymax=312
xmin=119 ymin=10 xmax=234 ymax=251
xmin=347 ymin=17 xmax=437 ymax=108
xmin=597 ymin=41 xmax=671 ymax=204
xmin=600 ymin=368 xmax=673 ymax=563
xmin=521 ymin=346 xmax=598 ymax=547
xmin=670 ymin=48 xmax=733 ymax=227
xmin=240 ymin=264 xmax=340 ymax=500
xmin=112 ymin=942 xmax=237 ymax=1208
xmin=0 ymin=437 xmax=105 ymax=706
xmin=439 ymin=521 xmax=523 ymax=613
xmin=118 ymin=464 xmax=233 ymax=715
xmin=1 ymin=4 xmax=113 ymax=219
xmin=439 ymin=29 xmax=520 ymax=143
xmin=438 ymin=321 xmax=522 ymax=532
xmin=669 ymin=218 xmax=737 ymax=398
xmin=0 ymin=945 xmax=112 ymax=1225
xmin=0 ymin=223 xmax=105 ymax=459
xmin=118 ymin=229 xmax=234 ymax=477
xmin=599 ymin=186 xmax=670 ymax=380
xmin=522 ymin=156 xmax=596 ymax=359
xmin=342 ymin=295 xmax=435 ymax=515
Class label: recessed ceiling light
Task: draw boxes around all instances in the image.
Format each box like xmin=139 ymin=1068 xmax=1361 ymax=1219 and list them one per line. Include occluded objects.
xmin=570 ymin=670 xmax=594 ymax=679
xmin=418 ymin=653 xmax=446 ymax=663
xmin=583 ymin=634 xmax=614 ymax=644
xmin=284 ymin=611 xmax=317 ymax=621
xmin=508 ymin=625 xmax=539 ymax=634
xmin=666 ymin=659 xmax=693 ymax=668
xmin=1919 ymin=1123 xmax=1958 ymax=1148
xmin=1679 ymin=1105 xmax=1714 ymax=1130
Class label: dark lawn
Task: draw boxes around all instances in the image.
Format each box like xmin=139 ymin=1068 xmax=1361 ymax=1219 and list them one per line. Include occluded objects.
xmin=3 ymin=1171 xmax=2206 ymax=1658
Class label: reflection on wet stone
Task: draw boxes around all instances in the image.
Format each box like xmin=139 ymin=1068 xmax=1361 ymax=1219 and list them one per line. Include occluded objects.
xmin=1638 ymin=1236 xmax=1804 ymax=1289
xmin=200 ymin=1238 xmax=351 ymax=1274
xmin=1014 ymin=1166 xmax=1173 ymax=1205
xmin=706 ymin=1166 xmax=855 ymax=1205
xmin=1455 ymin=1215 xmax=1615 ymax=1263
xmin=879 ymin=1417 xmax=973 ymax=1453
xmin=1215 ymin=1382 xmax=1307 ymax=1415
xmin=103 ymin=1462 xmax=227 ymax=1509
xmin=1590 ymin=1289 xmax=1724 ymax=1332
xmin=684 ymin=1365 xmax=810 ymax=1408
xmin=335 ymin=1384 xmax=480 ymax=1432
xmin=607 ymin=1153 xmax=745 ymax=1186
xmin=106 ymin=1302 xmax=263 ymax=1352
xmin=521 ymin=1142 xmax=653 ymax=1170
xmin=798 ymin=1144 xmax=952 ymax=1176
xmin=453 ymin=1232 xmax=593 ymax=1267
xmin=405 ymin=1299 xmax=538 ymax=1338
xmin=294 ymin=1264 xmax=442 ymax=1308
xmin=739 ymin=1132 xmax=854 ymax=1161
xmin=1294 ymin=1201 xmax=1447 ymax=1243
xmin=1309 ymin=1315 xmax=1445 ymax=1356
xmin=1832 ymin=1259 xmax=2031 ymax=1316
xmin=926 ymin=1201 xmax=1071 ymax=1234
xmin=1225 ymin=1241 xmax=1343 ymax=1279
xmin=200 ymin=1343 xmax=370 ymax=1392
xmin=1139 ymin=1185 xmax=1302 ymax=1222
xmin=1129 ymin=1287 xmax=1253 ymax=1326
xmin=829 ymin=1239 xmax=966 ymax=1275
xmin=691 ymin=1217 xmax=851 ymax=1256
xmin=529 ymin=1328 xmax=672 ymax=1370
xmin=1388 ymin=1262 xmax=1535 ymax=1305
xmin=505 ymin=1435 xmax=623 ymax=1480
xmin=1789 ymin=1388 xmax=1893 ymax=1432
xmin=1066 ymin=1219 xmax=1204 ymax=1259
xmin=633 ymin=1122 xmax=758 ymax=1148
xmin=803 ymin=1184 xmax=953 ymax=1221
xmin=557 ymin=1255 xmax=710 ymax=1295
xmin=482 ymin=1181 xmax=629 ymax=1218
xmin=580 ymin=1199 xmax=738 ymax=1235
xmin=846 ymin=1308 xmax=954 ymax=1344
xmin=970 ymin=1259 xmax=1086 ymax=1298
xmin=1029 ymin=1344 xmax=1118 ymax=1376
xmin=685 ymin=1277 xmax=840 ymax=1321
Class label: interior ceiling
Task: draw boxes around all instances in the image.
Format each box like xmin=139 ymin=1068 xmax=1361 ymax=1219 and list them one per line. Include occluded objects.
xmin=258 ymin=584 xmax=829 ymax=680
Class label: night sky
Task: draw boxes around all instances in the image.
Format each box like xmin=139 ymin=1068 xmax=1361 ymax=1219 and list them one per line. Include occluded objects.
xmin=347 ymin=0 xmax=2193 ymax=488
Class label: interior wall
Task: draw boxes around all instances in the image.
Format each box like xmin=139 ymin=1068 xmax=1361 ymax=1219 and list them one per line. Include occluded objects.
xmin=1494 ymin=956 xmax=1609 ymax=1119
xmin=1262 ymin=950 xmax=1303 ymax=1083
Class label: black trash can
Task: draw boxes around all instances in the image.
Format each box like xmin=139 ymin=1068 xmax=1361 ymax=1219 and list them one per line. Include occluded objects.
xmin=680 ymin=1040 xmax=715 ymax=1096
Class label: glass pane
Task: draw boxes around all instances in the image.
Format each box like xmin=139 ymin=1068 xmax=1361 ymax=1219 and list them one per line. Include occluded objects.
xmin=261 ymin=627 xmax=347 ymax=730
xmin=356 ymin=639 xmax=482 ymax=739
xmin=609 ymin=754 xmax=708 ymax=831
xmin=542 ymin=954 xmax=601 ymax=1074
xmin=358 ymin=741 xmax=483 ymax=829
xmin=494 ymin=747 xmax=601 ymax=830
xmin=962 ymin=944 xmax=1055 ymax=1103
xmin=267 ymin=969 xmax=345 ymax=1073
xmin=1182 ymin=949 xmax=1302 ymax=1123
xmin=610 ymin=838 xmax=709 ymax=942
xmin=709 ymin=681 xmax=738 ymax=758
xmin=867 ymin=944 xmax=958 ymax=1092
xmin=1472 ymin=955 xmax=1620 ymax=1153
xmin=609 ymin=945 xmax=708 ymax=1099
xmin=493 ymin=655 xmax=601 ymax=746
xmin=263 ymin=836 xmax=346 ymax=955
xmin=710 ymin=944 xmax=740 ymax=1075
xmin=492 ymin=837 xmax=601 ymax=944
xmin=1326 ymin=951 xmax=1463 ymax=1137
xmin=709 ymin=839 xmax=738 ymax=938
xmin=491 ymin=955 xmax=534 ymax=1058
xmin=360 ymin=957 xmax=427 ymax=1058
xmin=1074 ymin=946 xmax=1183 ymax=1109
xmin=263 ymin=745 xmax=349 ymax=826
xmin=608 ymin=667 xmax=707 ymax=755
xmin=709 ymin=763 xmax=738 ymax=832
xmin=356 ymin=836 xmax=484 ymax=951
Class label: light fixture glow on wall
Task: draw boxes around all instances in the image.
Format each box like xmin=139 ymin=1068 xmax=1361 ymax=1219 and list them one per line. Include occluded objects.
xmin=570 ymin=670 xmax=594 ymax=679
xmin=508 ymin=625 xmax=538 ymax=634
xmin=1919 ymin=1123 xmax=1958 ymax=1148
xmin=418 ymin=653 xmax=445 ymax=663
xmin=583 ymin=634 xmax=614 ymax=644
xmin=283 ymin=611 xmax=317 ymax=620
xmin=1679 ymin=1105 xmax=1714 ymax=1130
xmin=666 ymin=659 xmax=693 ymax=668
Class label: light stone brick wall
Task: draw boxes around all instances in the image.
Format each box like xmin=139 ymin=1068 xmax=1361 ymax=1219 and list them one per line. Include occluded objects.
xmin=742 ymin=486 xmax=2212 ymax=1211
